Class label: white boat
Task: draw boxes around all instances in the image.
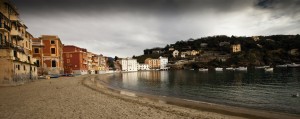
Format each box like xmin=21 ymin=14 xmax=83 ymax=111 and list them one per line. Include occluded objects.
xmin=287 ymin=63 xmax=300 ymax=68
xmin=255 ymin=66 xmax=270 ymax=69
xmin=236 ymin=67 xmax=247 ymax=71
xmin=276 ymin=64 xmax=288 ymax=68
xmin=225 ymin=67 xmax=235 ymax=70
xmin=199 ymin=68 xmax=208 ymax=72
xmin=264 ymin=67 xmax=273 ymax=72
xmin=215 ymin=67 xmax=223 ymax=71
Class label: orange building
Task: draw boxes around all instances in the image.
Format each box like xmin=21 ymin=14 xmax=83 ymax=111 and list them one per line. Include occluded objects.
xmin=63 ymin=45 xmax=88 ymax=75
xmin=32 ymin=35 xmax=64 ymax=75
xmin=145 ymin=58 xmax=160 ymax=69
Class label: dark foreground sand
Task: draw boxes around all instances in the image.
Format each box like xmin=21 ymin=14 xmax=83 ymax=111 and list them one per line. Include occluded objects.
xmin=0 ymin=74 xmax=297 ymax=119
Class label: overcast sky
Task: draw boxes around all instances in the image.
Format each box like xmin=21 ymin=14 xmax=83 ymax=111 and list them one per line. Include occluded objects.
xmin=14 ymin=0 xmax=300 ymax=57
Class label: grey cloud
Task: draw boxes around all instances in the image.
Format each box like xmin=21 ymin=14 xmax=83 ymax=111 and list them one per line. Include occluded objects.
xmin=13 ymin=0 xmax=300 ymax=57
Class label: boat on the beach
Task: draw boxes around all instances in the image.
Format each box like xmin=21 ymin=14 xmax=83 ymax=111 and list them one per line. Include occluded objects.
xmin=199 ymin=68 xmax=208 ymax=72
xmin=287 ymin=63 xmax=300 ymax=68
xmin=215 ymin=67 xmax=223 ymax=71
xmin=264 ymin=67 xmax=273 ymax=72
xmin=236 ymin=67 xmax=247 ymax=71
xmin=276 ymin=64 xmax=288 ymax=68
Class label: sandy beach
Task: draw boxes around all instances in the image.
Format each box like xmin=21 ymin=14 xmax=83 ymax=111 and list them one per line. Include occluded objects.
xmin=0 ymin=74 xmax=299 ymax=119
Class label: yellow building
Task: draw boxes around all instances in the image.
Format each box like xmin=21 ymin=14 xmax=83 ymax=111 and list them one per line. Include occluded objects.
xmin=231 ymin=44 xmax=241 ymax=53
xmin=145 ymin=58 xmax=160 ymax=69
xmin=0 ymin=0 xmax=38 ymax=85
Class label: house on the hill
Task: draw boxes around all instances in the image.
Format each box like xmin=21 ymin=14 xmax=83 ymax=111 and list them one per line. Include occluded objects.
xmin=173 ymin=50 xmax=179 ymax=57
xmin=231 ymin=44 xmax=241 ymax=53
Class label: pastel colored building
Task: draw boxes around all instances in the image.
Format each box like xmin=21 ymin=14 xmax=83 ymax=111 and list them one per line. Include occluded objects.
xmin=172 ymin=50 xmax=179 ymax=57
xmin=145 ymin=58 xmax=160 ymax=69
xmin=159 ymin=56 xmax=168 ymax=70
xmin=121 ymin=58 xmax=138 ymax=71
xmin=137 ymin=63 xmax=150 ymax=71
xmin=63 ymin=45 xmax=88 ymax=75
xmin=231 ymin=44 xmax=241 ymax=53
xmin=32 ymin=35 xmax=64 ymax=75
xmin=0 ymin=0 xmax=38 ymax=85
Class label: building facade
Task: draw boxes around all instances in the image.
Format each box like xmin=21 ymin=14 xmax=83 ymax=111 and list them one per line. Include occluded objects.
xmin=121 ymin=58 xmax=138 ymax=71
xmin=63 ymin=45 xmax=88 ymax=75
xmin=32 ymin=35 xmax=64 ymax=75
xmin=159 ymin=56 xmax=168 ymax=70
xmin=172 ymin=50 xmax=179 ymax=57
xmin=0 ymin=0 xmax=37 ymax=85
xmin=231 ymin=44 xmax=241 ymax=53
xmin=137 ymin=63 xmax=150 ymax=71
xmin=145 ymin=58 xmax=160 ymax=69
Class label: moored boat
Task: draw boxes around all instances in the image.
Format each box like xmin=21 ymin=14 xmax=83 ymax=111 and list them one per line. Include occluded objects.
xmin=264 ymin=67 xmax=274 ymax=72
xmin=236 ymin=67 xmax=247 ymax=71
xmin=199 ymin=68 xmax=208 ymax=72
xmin=255 ymin=66 xmax=270 ymax=69
xmin=287 ymin=63 xmax=300 ymax=68
xmin=225 ymin=67 xmax=235 ymax=70
xmin=215 ymin=67 xmax=223 ymax=71
xmin=276 ymin=64 xmax=288 ymax=68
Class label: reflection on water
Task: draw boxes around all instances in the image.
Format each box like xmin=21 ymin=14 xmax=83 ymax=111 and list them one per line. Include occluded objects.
xmin=106 ymin=68 xmax=300 ymax=114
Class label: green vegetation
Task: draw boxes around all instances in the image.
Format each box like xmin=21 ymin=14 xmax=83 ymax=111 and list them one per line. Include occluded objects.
xmin=136 ymin=35 xmax=300 ymax=68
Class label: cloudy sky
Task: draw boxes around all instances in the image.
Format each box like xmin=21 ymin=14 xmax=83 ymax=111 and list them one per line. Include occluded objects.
xmin=14 ymin=0 xmax=300 ymax=57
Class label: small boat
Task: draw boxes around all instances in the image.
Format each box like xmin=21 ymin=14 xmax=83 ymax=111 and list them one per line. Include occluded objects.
xmin=215 ymin=67 xmax=223 ymax=71
xmin=264 ymin=67 xmax=273 ymax=72
xmin=236 ymin=67 xmax=247 ymax=71
xmin=190 ymin=69 xmax=194 ymax=71
xmin=199 ymin=68 xmax=208 ymax=72
xmin=287 ymin=63 xmax=300 ymax=68
xmin=225 ymin=67 xmax=235 ymax=70
xmin=291 ymin=93 xmax=299 ymax=98
xmin=255 ymin=66 xmax=270 ymax=69
xmin=276 ymin=64 xmax=288 ymax=68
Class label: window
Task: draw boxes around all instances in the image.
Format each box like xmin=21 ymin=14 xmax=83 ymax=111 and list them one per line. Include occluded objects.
xmin=51 ymin=48 xmax=56 ymax=54
xmin=34 ymin=48 xmax=39 ymax=53
xmin=66 ymin=53 xmax=69 ymax=58
xmin=13 ymin=50 xmax=17 ymax=57
xmin=0 ymin=33 xmax=2 ymax=44
xmin=36 ymin=60 xmax=40 ymax=67
xmin=70 ymin=54 xmax=72 ymax=57
xmin=23 ymin=65 xmax=26 ymax=71
xmin=17 ymin=65 xmax=20 ymax=70
xmin=51 ymin=40 xmax=55 ymax=44
xmin=52 ymin=60 xmax=56 ymax=67
xmin=67 ymin=59 xmax=70 ymax=63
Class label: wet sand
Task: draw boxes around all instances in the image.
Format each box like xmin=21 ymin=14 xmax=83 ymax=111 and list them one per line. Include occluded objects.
xmin=0 ymin=74 xmax=297 ymax=119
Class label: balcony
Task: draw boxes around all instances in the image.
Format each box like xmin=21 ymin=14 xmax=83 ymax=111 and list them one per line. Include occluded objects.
xmin=11 ymin=30 xmax=24 ymax=41
xmin=0 ymin=23 xmax=11 ymax=32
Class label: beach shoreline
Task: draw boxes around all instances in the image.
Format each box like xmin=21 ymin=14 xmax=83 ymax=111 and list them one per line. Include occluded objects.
xmin=0 ymin=74 xmax=298 ymax=119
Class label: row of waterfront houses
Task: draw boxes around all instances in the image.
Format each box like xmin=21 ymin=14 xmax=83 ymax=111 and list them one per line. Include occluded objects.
xmin=0 ymin=0 xmax=109 ymax=85
xmin=119 ymin=56 xmax=169 ymax=72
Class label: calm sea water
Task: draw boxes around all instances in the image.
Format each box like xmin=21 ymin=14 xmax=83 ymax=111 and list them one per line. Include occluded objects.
xmin=105 ymin=68 xmax=300 ymax=114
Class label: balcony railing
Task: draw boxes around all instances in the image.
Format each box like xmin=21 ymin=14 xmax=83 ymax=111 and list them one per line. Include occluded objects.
xmin=0 ymin=42 xmax=25 ymax=54
xmin=0 ymin=23 xmax=11 ymax=32
xmin=11 ymin=31 xmax=24 ymax=41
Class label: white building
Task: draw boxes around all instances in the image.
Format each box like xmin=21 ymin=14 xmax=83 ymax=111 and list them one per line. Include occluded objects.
xmin=159 ymin=56 xmax=169 ymax=70
xmin=173 ymin=50 xmax=179 ymax=57
xmin=121 ymin=58 xmax=138 ymax=71
xmin=137 ymin=63 xmax=150 ymax=71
